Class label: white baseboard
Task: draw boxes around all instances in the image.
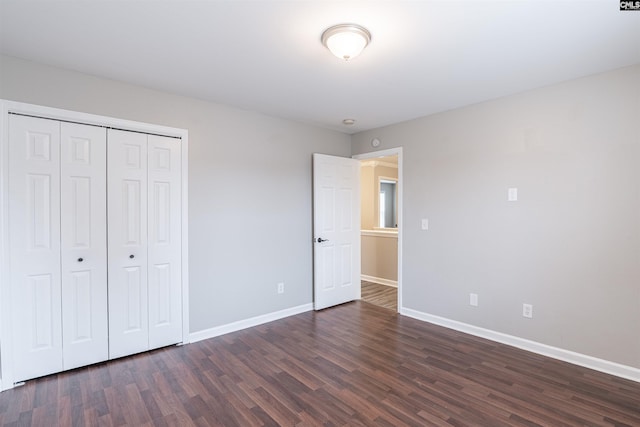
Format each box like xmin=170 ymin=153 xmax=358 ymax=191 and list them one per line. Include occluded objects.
xmin=361 ymin=274 xmax=397 ymax=288
xmin=401 ymin=307 xmax=640 ymax=383
xmin=189 ymin=303 xmax=313 ymax=343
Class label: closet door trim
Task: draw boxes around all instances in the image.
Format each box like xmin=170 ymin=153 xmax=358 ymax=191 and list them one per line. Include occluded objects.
xmin=0 ymin=100 xmax=190 ymax=391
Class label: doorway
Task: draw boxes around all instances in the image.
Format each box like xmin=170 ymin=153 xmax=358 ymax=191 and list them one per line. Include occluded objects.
xmin=353 ymin=148 xmax=402 ymax=312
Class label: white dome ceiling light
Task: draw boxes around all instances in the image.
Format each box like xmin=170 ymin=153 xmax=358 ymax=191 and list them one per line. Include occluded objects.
xmin=321 ymin=24 xmax=371 ymax=61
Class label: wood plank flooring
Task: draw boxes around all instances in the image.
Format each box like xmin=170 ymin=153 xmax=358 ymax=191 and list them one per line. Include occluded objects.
xmin=1 ymin=301 xmax=639 ymax=426
xmin=360 ymin=281 xmax=397 ymax=311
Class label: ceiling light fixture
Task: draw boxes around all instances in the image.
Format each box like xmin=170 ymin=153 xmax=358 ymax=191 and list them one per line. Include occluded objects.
xmin=321 ymin=24 xmax=371 ymax=61
xmin=342 ymin=118 xmax=356 ymax=125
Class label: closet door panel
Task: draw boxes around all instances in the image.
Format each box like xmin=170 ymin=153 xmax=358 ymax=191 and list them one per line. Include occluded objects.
xmin=107 ymin=129 xmax=149 ymax=359
xmin=60 ymin=122 xmax=108 ymax=369
xmin=8 ymin=115 xmax=63 ymax=381
xmin=147 ymin=135 xmax=182 ymax=349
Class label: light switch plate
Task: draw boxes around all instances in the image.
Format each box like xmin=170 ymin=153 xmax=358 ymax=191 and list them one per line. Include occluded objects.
xmin=508 ymin=187 xmax=518 ymax=202
xmin=470 ymin=293 xmax=478 ymax=307
xmin=523 ymin=303 xmax=533 ymax=318
xmin=421 ymin=218 xmax=428 ymax=230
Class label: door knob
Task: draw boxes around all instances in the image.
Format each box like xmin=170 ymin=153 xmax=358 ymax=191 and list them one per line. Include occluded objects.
xmin=129 ymin=254 xmax=135 ymax=259
xmin=77 ymin=257 xmax=83 ymax=262
xmin=316 ymin=237 xmax=329 ymax=243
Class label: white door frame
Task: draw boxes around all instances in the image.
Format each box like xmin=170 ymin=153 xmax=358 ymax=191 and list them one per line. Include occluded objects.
xmin=0 ymin=100 xmax=190 ymax=391
xmin=353 ymin=147 xmax=403 ymax=312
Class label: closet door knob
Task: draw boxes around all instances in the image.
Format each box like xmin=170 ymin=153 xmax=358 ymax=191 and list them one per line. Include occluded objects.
xmin=77 ymin=257 xmax=83 ymax=262
xmin=129 ymin=254 xmax=135 ymax=259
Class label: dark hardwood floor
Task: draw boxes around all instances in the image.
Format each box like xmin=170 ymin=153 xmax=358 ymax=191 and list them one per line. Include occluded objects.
xmin=1 ymin=301 xmax=639 ymax=426
xmin=360 ymin=281 xmax=397 ymax=311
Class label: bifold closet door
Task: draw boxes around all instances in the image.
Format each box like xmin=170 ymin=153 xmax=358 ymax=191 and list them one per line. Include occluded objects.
xmin=9 ymin=115 xmax=63 ymax=381
xmin=108 ymin=130 xmax=149 ymax=359
xmin=147 ymin=135 xmax=182 ymax=350
xmin=108 ymin=129 xmax=182 ymax=359
xmin=60 ymin=122 xmax=108 ymax=370
xmin=9 ymin=115 xmax=108 ymax=382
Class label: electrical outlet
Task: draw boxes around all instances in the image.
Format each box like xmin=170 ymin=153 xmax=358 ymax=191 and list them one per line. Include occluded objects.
xmin=469 ymin=293 xmax=478 ymax=307
xmin=522 ymin=303 xmax=533 ymax=318
xmin=277 ymin=282 xmax=284 ymax=294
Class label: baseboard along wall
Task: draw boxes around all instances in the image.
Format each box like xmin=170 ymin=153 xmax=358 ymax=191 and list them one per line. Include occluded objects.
xmin=361 ymin=274 xmax=398 ymax=288
xmin=189 ymin=303 xmax=313 ymax=343
xmin=189 ymin=299 xmax=639 ymax=384
xmin=401 ymin=307 xmax=640 ymax=384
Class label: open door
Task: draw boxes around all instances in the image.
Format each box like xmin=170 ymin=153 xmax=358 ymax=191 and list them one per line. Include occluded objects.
xmin=313 ymin=153 xmax=361 ymax=310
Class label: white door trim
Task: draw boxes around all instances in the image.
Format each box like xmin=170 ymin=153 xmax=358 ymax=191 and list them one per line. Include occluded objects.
xmin=0 ymin=100 xmax=190 ymax=391
xmin=353 ymin=147 xmax=403 ymax=312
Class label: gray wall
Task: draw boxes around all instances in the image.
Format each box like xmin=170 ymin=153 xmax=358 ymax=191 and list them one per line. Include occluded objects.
xmin=0 ymin=55 xmax=351 ymax=333
xmin=3 ymin=54 xmax=639 ymax=370
xmin=352 ymin=64 xmax=640 ymax=369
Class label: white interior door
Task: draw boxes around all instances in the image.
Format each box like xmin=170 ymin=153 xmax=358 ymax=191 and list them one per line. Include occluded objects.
xmin=8 ymin=114 xmax=63 ymax=381
xmin=147 ymin=134 xmax=182 ymax=349
xmin=107 ymin=129 xmax=149 ymax=359
xmin=60 ymin=122 xmax=108 ymax=369
xmin=313 ymin=153 xmax=361 ymax=310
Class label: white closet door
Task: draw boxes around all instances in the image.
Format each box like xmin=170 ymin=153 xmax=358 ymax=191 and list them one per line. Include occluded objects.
xmin=60 ymin=122 xmax=108 ymax=369
xmin=147 ymin=135 xmax=182 ymax=349
xmin=107 ymin=129 xmax=149 ymax=359
xmin=8 ymin=114 xmax=63 ymax=381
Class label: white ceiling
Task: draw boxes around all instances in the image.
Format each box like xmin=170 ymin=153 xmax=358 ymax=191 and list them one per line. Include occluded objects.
xmin=1 ymin=1 xmax=639 ymax=134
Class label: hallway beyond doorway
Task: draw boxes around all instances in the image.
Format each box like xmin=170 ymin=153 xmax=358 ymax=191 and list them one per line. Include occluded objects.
xmin=361 ymin=281 xmax=397 ymax=311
